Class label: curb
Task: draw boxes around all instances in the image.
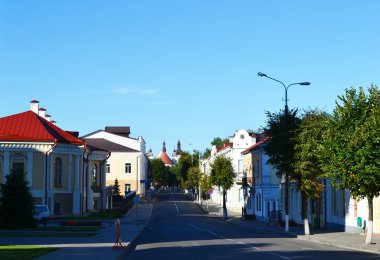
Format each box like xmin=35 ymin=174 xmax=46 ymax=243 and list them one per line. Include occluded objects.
xmin=116 ymin=203 xmax=154 ymax=259
xmin=194 ymin=202 xmax=210 ymax=214
xmin=297 ymin=235 xmax=380 ymax=255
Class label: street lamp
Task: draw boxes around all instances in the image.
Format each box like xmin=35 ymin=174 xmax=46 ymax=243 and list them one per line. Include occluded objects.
xmin=257 ymin=72 xmax=310 ymax=112
xmin=258 ymin=72 xmax=310 ymax=232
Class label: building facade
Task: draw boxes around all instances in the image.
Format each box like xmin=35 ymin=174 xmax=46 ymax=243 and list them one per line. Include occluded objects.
xmin=81 ymin=127 xmax=149 ymax=196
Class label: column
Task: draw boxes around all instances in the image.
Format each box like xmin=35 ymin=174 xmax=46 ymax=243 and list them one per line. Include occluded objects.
xmin=72 ymin=155 xmax=80 ymax=215
xmin=3 ymin=151 xmax=9 ymax=177
xmin=87 ymin=160 xmax=93 ymax=211
xmin=68 ymin=153 xmax=72 ymax=191
xmin=102 ymin=162 xmax=107 ymax=211
xmin=27 ymin=151 xmax=33 ymax=186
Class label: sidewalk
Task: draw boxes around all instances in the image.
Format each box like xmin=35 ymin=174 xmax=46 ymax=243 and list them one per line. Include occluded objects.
xmin=35 ymin=202 xmax=153 ymax=260
xmin=196 ymin=200 xmax=380 ymax=255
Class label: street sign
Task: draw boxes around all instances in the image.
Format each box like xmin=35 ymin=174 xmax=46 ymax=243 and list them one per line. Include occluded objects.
xmin=208 ymin=189 xmax=213 ymax=195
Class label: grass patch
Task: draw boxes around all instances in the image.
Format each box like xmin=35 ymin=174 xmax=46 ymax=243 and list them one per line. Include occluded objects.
xmin=0 ymin=245 xmax=57 ymax=259
xmin=63 ymin=210 xmax=123 ymax=220
xmin=0 ymin=226 xmax=100 ymax=232
xmin=38 ymin=226 xmax=100 ymax=232
xmin=0 ymin=232 xmax=97 ymax=237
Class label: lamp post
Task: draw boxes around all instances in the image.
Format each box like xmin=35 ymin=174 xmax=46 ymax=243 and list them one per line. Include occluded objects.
xmin=257 ymin=72 xmax=310 ymax=113
xmin=257 ymin=72 xmax=310 ymax=232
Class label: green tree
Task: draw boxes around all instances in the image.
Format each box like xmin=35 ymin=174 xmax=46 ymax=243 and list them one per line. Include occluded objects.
xmin=202 ymin=148 xmax=211 ymax=159
xmin=293 ymin=109 xmax=328 ymax=235
xmin=263 ymin=108 xmax=301 ymax=231
xmin=187 ymin=166 xmax=201 ymax=199
xmin=211 ymin=137 xmax=229 ymax=147
xmin=200 ymin=173 xmax=213 ymax=200
xmin=321 ymin=86 xmax=380 ymax=244
xmin=176 ymin=152 xmax=192 ymax=188
xmin=112 ymin=178 xmax=122 ymax=201
xmin=0 ymin=169 xmax=37 ymax=228
xmin=210 ymin=156 xmax=236 ymax=219
xmin=151 ymin=158 xmax=167 ymax=187
xmin=192 ymin=150 xmax=201 ymax=167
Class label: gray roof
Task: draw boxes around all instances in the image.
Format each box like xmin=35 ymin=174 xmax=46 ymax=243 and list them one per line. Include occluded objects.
xmin=83 ymin=138 xmax=139 ymax=153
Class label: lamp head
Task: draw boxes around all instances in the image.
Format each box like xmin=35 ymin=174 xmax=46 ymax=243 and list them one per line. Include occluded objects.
xmin=257 ymin=72 xmax=267 ymax=77
xmin=299 ymin=82 xmax=311 ymax=86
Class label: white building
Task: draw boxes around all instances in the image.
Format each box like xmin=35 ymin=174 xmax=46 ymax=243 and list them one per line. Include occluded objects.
xmin=81 ymin=127 xmax=149 ymax=196
xmin=201 ymin=130 xmax=258 ymax=213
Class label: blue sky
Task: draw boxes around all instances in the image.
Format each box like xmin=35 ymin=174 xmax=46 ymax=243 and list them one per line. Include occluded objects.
xmin=1 ymin=1 xmax=380 ymax=155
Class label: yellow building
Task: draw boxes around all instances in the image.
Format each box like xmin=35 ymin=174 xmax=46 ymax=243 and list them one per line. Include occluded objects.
xmin=0 ymin=101 xmax=109 ymax=216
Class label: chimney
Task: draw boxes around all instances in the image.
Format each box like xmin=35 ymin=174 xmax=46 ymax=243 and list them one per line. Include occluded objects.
xmin=30 ymin=100 xmax=39 ymax=114
xmin=39 ymin=108 xmax=46 ymax=118
xmin=45 ymin=114 xmax=51 ymax=122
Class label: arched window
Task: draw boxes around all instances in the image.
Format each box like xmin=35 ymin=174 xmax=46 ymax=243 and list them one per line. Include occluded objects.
xmin=54 ymin=157 xmax=62 ymax=187
xmin=92 ymin=164 xmax=98 ymax=186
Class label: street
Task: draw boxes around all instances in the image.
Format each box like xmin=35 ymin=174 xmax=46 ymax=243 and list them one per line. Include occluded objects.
xmin=123 ymin=191 xmax=380 ymax=260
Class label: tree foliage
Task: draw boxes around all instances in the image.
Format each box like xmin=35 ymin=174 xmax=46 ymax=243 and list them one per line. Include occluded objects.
xmin=176 ymin=152 xmax=192 ymax=187
xmin=211 ymin=137 xmax=229 ymax=148
xmin=293 ymin=109 xmax=328 ymax=199
xmin=187 ymin=166 xmax=201 ymax=191
xmin=263 ymin=108 xmax=301 ymax=177
xmin=151 ymin=158 xmax=167 ymax=186
xmin=0 ymin=169 xmax=37 ymax=228
xmin=200 ymin=173 xmax=213 ymax=199
xmin=321 ymin=86 xmax=380 ymax=200
xmin=210 ymin=156 xmax=235 ymax=191
xmin=113 ymin=178 xmax=122 ymax=201
xmin=202 ymin=148 xmax=211 ymax=159
xmin=321 ymin=86 xmax=380 ymax=244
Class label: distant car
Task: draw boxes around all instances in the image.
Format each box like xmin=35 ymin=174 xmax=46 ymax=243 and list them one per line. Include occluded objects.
xmin=33 ymin=205 xmax=50 ymax=225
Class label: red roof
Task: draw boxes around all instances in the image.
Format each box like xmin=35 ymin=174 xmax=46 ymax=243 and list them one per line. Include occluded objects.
xmin=216 ymin=142 xmax=233 ymax=152
xmin=158 ymin=151 xmax=173 ymax=165
xmin=0 ymin=111 xmax=84 ymax=145
xmin=241 ymin=138 xmax=269 ymax=155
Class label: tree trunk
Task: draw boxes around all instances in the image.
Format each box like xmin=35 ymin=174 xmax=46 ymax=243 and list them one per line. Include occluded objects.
xmin=223 ymin=189 xmax=228 ymax=219
xmin=366 ymin=196 xmax=374 ymax=245
xmin=285 ymin=173 xmax=289 ymax=232
xmin=301 ymin=191 xmax=310 ymax=235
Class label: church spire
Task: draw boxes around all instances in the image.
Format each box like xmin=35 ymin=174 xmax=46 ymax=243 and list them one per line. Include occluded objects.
xmin=162 ymin=141 xmax=166 ymax=153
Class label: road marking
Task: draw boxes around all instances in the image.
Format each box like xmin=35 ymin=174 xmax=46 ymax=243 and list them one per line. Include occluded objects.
xmin=188 ymin=224 xmax=292 ymax=259
xmin=189 ymin=224 xmax=204 ymax=232
xmin=208 ymin=231 xmax=217 ymax=236
xmin=171 ymin=192 xmax=180 ymax=214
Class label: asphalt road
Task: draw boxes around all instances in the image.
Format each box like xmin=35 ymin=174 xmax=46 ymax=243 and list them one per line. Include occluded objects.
xmin=123 ymin=191 xmax=380 ymax=260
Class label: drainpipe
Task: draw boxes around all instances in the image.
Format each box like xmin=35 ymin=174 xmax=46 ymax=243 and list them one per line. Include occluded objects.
xmin=45 ymin=140 xmax=57 ymax=207
xmin=100 ymin=152 xmax=111 ymax=211
xmin=81 ymin=145 xmax=91 ymax=214
xmin=83 ymin=147 xmax=92 ymax=213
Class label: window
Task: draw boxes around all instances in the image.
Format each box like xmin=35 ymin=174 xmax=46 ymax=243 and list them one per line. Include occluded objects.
xmin=125 ymin=163 xmax=132 ymax=173
xmin=238 ymin=160 xmax=243 ymax=173
xmin=106 ymin=164 xmax=110 ymax=173
xmin=13 ymin=162 xmax=24 ymax=172
xmin=256 ymin=193 xmax=262 ymax=211
xmin=125 ymin=184 xmax=131 ymax=194
xmin=255 ymin=160 xmax=260 ymax=177
xmin=54 ymin=157 xmax=62 ymax=187
xmin=10 ymin=153 xmax=26 ymax=173
xmin=92 ymin=164 xmax=99 ymax=186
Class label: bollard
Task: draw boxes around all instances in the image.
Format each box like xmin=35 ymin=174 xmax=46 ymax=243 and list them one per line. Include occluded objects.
xmin=113 ymin=218 xmax=125 ymax=248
